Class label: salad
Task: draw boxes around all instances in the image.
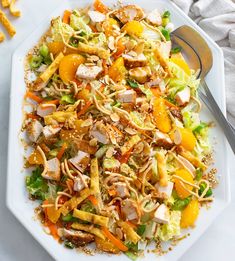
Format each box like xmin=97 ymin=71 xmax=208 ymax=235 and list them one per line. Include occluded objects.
xmin=23 ymin=0 xmax=217 ymax=258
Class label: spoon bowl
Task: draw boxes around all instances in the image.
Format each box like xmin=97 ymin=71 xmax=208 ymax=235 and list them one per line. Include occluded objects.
xmin=171 ymin=25 xmax=235 ymax=153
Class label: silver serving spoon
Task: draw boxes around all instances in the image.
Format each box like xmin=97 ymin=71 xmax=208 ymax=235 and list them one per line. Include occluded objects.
xmin=171 ymin=25 xmax=235 ymax=154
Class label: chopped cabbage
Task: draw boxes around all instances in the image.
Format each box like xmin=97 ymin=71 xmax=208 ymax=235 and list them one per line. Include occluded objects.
xmin=51 ymin=17 xmax=74 ymax=43
xmin=138 ymin=85 xmax=153 ymax=100
xmin=70 ymin=14 xmax=92 ymax=35
xmin=141 ymin=23 xmax=161 ymax=41
xmin=167 ymin=62 xmax=200 ymax=105
xmin=130 ymin=111 xmax=155 ymax=129
xmin=182 ymin=111 xmax=200 ymax=130
xmin=157 ymin=211 xmax=181 ymax=241
xmin=152 ymin=155 xmax=158 ymax=180
xmin=103 ymin=157 xmax=120 ymax=169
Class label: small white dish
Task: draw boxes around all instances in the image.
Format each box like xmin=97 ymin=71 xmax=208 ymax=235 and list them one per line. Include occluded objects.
xmin=7 ymin=0 xmax=230 ymax=260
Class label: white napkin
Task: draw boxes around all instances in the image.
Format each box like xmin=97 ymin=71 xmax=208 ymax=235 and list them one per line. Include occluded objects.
xmin=172 ymin=0 xmax=235 ymax=125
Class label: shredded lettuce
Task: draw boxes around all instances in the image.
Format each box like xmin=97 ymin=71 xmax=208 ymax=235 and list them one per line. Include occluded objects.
xmin=45 ymin=182 xmax=58 ymax=200
xmin=26 ymin=167 xmax=48 ymax=200
xmin=51 ymin=17 xmax=74 ymax=43
xmin=157 ymin=211 xmax=181 ymax=241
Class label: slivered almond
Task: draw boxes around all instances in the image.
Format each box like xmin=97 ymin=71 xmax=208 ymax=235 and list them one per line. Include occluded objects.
xmin=174 ymin=129 xmax=182 ymax=145
xmin=125 ymin=127 xmax=137 ymax=135
xmin=108 ymin=36 xmax=115 ymax=51
xmin=110 ymin=113 xmax=120 ymax=122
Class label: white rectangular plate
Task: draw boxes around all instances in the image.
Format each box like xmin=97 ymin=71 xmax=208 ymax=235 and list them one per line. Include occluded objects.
xmin=7 ymin=0 xmax=230 ymax=261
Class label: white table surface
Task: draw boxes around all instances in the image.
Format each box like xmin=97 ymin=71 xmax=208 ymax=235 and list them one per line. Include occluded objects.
xmin=0 ymin=1 xmax=235 ymax=260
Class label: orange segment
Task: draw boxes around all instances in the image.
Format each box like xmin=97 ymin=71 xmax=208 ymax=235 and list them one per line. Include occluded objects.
xmin=76 ymin=88 xmax=90 ymax=102
xmin=59 ymin=54 xmax=85 ymax=84
xmin=46 ymin=204 xmax=61 ymax=224
xmin=60 ymin=119 xmax=89 ymax=141
xmin=121 ymin=21 xmax=143 ymax=37
xmin=180 ymin=199 xmax=199 ymax=228
xmin=108 ymin=57 xmax=126 ymax=82
xmin=103 ymin=18 xmax=119 ymax=37
xmin=153 ymin=97 xmax=172 ymax=133
xmin=28 ymin=149 xmax=44 ymax=165
xmin=174 ymin=127 xmax=196 ymax=151
xmin=48 ymin=42 xmax=65 ymax=56
xmin=173 ymin=169 xmax=194 ymax=199
xmin=170 ymin=57 xmax=191 ymax=75
xmin=93 ymin=0 xmax=109 ymax=14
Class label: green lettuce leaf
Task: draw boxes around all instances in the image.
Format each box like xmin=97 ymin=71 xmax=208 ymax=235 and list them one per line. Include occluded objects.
xmin=26 ymin=167 xmax=48 ymax=200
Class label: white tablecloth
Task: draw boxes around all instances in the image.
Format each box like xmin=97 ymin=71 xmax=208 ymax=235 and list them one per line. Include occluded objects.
xmin=0 ymin=1 xmax=234 ymax=260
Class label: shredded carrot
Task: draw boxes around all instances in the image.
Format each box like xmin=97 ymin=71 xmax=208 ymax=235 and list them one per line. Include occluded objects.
xmin=43 ymin=200 xmax=59 ymax=240
xmin=151 ymin=88 xmax=161 ymax=97
xmin=62 ymin=10 xmax=71 ymax=24
xmin=115 ymin=203 xmax=121 ymax=217
xmin=57 ymin=142 xmax=67 ymax=160
xmin=93 ymin=0 xmax=109 ymax=14
xmin=108 ymin=189 xmax=116 ymax=197
xmin=41 ymin=143 xmax=50 ymax=153
xmin=111 ymin=125 xmax=123 ymax=137
xmin=99 ymin=83 xmax=105 ymax=92
xmin=119 ymin=149 xmax=133 ymax=164
xmin=112 ymin=39 xmax=126 ymax=59
xmin=77 ymin=100 xmax=92 ymax=118
xmin=47 ymin=222 xmax=59 ymax=240
xmin=66 ymin=179 xmax=74 ymax=194
xmin=89 ymin=23 xmax=98 ymax=33
xmin=102 ymin=227 xmax=128 ymax=252
xmin=85 ymin=83 xmax=91 ymax=91
xmin=26 ymin=113 xmax=39 ymax=120
xmin=25 ymin=91 xmax=43 ymax=103
xmin=42 ymin=99 xmax=60 ymax=105
xmin=102 ymin=59 xmax=109 ymax=75
xmin=164 ymin=99 xmax=179 ymax=110
xmin=87 ymin=195 xmax=98 ymax=206
xmin=58 ymin=195 xmax=68 ymax=205
xmin=126 ymin=221 xmax=137 ymax=229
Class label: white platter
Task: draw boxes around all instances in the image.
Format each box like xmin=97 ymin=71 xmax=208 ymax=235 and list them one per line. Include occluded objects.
xmin=7 ymin=0 xmax=230 ymax=260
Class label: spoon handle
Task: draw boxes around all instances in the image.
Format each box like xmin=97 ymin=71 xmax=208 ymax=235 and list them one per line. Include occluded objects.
xmin=198 ymin=89 xmax=235 ymax=135
xmin=199 ymin=79 xmax=235 ymax=154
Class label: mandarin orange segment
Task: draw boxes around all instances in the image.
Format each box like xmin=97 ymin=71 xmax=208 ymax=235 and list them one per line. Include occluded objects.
xmin=108 ymin=57 xmax=126 ymax=82
xmin=103 ymin=18 xmax=119 ymax=37
xmin=122 ymin=21 xmax=144 ymax=37
xmin=46 ymin=204 xmax=61 ymax=224
xmin=59 ymin=54 xmax=85 ymax=84
xmin=153 ymin=97 xmax=172 ymax=133
xmin=48 ymin=42 xmax=65 ymax=56
xmin=93 ymin=0 xmax=109 ymax=14
xmin=60 ymin=120 xmax=89 ymax=141
xmin=174 ymin=169 xmax=194 ymax=199
xmin=28 ymin=149 xmax=44 ymax=165
xmin=180 ymin=199 xmax=199 ymax=228
xmin=175 ymin=127 xmax=196 ymax=151
xmin=170 ymin=57 xmax=191 ymax=75
xmin=76 ymin=88 xmax=90 ymax=102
